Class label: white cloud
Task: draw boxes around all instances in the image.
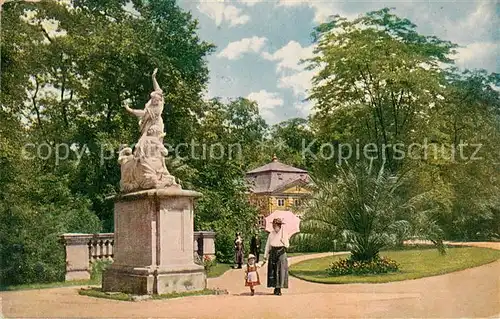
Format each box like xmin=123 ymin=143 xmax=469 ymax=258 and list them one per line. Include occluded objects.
xmin=458 ymin=1 xmax=496 ymax=41
xmin=197 ymin=0 xmax=250 ymax=27
xmin=419 ymin=1 xmax=497 ymax=47
xmin=278 ymin=69 xmax=315 ymax=97
xmin=218 ymin=36 xmax=268 ymax=60
xmin=263 ymin=41 xmax=317 ymax=98
xmin=262 ymin=41 xmax=315 ymax=72
xmin=261 ymin=40 xmax=319 ymax=118
xmin=263 ymin=40 xmax=320 ymax=117
xmin=238 ymin=0 xmax=265 ymax=6
xmin=443 ymin=2 xmax=499 ymax=72
xmin=247 ymin=90 xmax=284 ymax=109
xmin=276 ymin=0 xmax=356 ymax=24
xmin=453 ymin=42 xmax=499 ymax=71
xmin=247 ymin=90 xmax=284 ymax=122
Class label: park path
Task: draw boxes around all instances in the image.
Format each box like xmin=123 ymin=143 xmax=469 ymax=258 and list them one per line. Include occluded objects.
xmin=1 ymin=242 xmax=499 ymax=318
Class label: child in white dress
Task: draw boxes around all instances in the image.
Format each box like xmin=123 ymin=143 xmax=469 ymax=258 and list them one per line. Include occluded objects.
xmin=243 ymin=254 xmax=265 ymax=296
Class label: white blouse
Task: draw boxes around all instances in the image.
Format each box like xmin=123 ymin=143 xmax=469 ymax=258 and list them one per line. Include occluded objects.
xmin=264 ymin=228 xmax=290 ymax=259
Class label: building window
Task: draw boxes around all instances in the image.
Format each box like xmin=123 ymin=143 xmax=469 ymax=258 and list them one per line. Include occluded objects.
xmin=294 ymin=199 xmax=301 ymax=206
xmin=277 ymin=198 xmax=285 ymax=207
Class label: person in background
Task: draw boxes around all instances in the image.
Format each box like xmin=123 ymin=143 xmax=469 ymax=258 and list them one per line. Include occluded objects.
xmin=250 ymin=231 xmax=261 ymax=263
xmin=234 ymin=232 xmax=244 ymax=269
xmin=263 ymin=218 xmax=290 ymax=296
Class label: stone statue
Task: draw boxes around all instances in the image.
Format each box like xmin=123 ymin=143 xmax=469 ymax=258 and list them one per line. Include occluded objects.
xmin=119 ymin=68 xmax=177 ymax=193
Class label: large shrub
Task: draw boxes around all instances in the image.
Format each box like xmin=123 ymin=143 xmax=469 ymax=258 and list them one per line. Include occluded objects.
xmin=302 ymin=162 xmax=445 ymax=262
xmin=0 ymin=175 xmax=102 ymax=286
xmin=288 ymin=233 xmax=344 ymax=253
xmin=90 ymin=259 xmax=113 ymax=282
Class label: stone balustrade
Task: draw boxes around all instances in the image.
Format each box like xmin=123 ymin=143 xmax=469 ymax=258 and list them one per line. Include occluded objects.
xmin=59 ymin=233 xmax=114 ymax=281
xmin=60 ymin=231 xmax=216 ymax=281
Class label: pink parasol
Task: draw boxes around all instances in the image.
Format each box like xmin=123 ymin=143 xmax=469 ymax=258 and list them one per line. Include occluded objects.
xmin=265 ymin=210 xmax=301 ymax=236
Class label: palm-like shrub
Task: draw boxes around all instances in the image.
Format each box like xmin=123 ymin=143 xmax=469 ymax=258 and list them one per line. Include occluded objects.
xmin=302 ymin=162 xmax=444 ymax=262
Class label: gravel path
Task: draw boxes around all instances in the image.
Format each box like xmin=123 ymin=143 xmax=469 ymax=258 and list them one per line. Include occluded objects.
xmin=1 ymin=242 xmax=499 ymax=318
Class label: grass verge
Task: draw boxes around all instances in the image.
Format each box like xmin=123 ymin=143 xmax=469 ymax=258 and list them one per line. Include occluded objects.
xmin=207 ymin=263 xmax=232 ymax=278
xmin=289 ymin=246 xmax=500 ymax=284
xmin=78 ymin=287 xmax=227 ymax=301
xmin=287 ymin=252 xmax=324 ymax=257
xmin=0 ymin=279 xmax=100 ymax=291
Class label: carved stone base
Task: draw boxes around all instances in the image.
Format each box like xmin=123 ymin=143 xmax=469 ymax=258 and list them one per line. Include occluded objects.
xmin=103 ymin=264 xmax=206 ymax=295
xmin=102 ymin=187 xmax=206 ymax=295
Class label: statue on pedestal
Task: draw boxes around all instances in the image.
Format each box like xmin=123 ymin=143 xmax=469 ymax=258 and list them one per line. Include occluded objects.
xmin=104 ymin=68 xmax=205 ymax=295
xmin=119 ymin=68 xmax=177 ymax=193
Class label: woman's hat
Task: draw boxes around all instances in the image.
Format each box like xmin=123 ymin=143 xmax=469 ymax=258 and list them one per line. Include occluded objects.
xmin=248 ymin=254 xmax=256 ymax=260
xmin=272 ymin=218 xmax=284 ymax=225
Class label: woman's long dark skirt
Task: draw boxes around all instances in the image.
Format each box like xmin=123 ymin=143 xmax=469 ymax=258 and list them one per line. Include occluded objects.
xmin=267 ymin=247 xmax=288 ymax=289
xmin=235 ymin=246 xmax=243 ymax=266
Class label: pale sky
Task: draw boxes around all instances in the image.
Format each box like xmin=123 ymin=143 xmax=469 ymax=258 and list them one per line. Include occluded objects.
xmin=176 ymin=0 xmax=499 ymax=124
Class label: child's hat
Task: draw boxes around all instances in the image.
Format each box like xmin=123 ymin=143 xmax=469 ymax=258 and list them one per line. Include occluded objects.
xmin=248 ymin=254 xmax=256 ymax=260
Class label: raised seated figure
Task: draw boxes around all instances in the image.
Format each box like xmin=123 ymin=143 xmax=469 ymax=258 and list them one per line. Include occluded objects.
xmin=120 ymin=68 xmax=177 ymax=193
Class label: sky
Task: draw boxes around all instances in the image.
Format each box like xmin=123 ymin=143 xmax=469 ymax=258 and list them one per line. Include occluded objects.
xmin=177 ymin=0 xmax=498 ymax=125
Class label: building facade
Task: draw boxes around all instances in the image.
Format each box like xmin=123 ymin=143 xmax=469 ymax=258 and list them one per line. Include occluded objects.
xmin=245 ymin=155 xmax=312 ymax=228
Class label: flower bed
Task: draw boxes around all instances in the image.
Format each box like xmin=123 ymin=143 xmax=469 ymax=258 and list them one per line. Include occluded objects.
xmin=327 ymin=256 xmax=399 ymax=276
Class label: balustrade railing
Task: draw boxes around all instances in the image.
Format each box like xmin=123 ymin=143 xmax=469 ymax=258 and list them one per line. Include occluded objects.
xmin=60 ymin=231 xmax=215 ymax=281
xmin=88 ymin=233 xmax=114 ymax=262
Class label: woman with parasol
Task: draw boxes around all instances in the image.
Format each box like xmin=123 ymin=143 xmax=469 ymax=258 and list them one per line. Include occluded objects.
xmin=263 ymin=218 xmax=290 ymax=296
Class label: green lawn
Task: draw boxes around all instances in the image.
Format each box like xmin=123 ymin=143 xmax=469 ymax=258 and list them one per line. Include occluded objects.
xmin=79 ymin=287 xmax=226 ymax=301
xmin=290 ymin=246 xmax=500 ymax=284
xmin=0 ymin=279 xmax=99 ymax=291
xmin=206 ymin=263 xmax=232 ymax=278
xmin=287 ymin=252 xmax=322 ymax=257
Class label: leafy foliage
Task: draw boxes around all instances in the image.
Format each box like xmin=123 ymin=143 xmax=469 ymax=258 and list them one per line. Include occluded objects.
xmin=308 ymin=8 xmax=456 ymax=174
xmin=1 ymin=4 xmax=499 ymax=287
xmin=192 ymin=98 xmax=265 ymax=262
xmin=0 ymin=0 xmax=213 ymax=285
xmin=303 ymin=8 xmax=500 ymax=251
xmin=302 ymin=162 xmax=445 ymax=261
xmin=288 ymin=232 xmax=340 ymax=253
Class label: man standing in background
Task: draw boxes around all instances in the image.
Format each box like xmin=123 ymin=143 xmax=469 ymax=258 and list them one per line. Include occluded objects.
xmin=250 ymin=232 xmax=261 ymax=262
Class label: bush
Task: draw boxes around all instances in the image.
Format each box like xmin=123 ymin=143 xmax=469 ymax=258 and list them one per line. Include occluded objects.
xmin=90 ymin=259 xmax=113 ymax=282
xmin=288 ymin=233 xmax=345 ymax=253
xmin=203 ymin=256 xmax=217 ymax=272
xmin=0 ymin=198 xmax=102 ymax=286
xmin=195 ymin=255 xmax=217 ymax=273
xmin=214 ymin=232 xmax=236 ymax=264
xmin=327 ymin=256 xmax=399 ymax=276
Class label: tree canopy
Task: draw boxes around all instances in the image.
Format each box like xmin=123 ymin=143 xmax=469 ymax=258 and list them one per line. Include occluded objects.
xmin=1 ymin=4 xmax=499 ymax=285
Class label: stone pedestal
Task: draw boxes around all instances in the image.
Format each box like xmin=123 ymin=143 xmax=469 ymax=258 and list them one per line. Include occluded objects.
xmin=102 ymin=187 xmax=206 ymax=295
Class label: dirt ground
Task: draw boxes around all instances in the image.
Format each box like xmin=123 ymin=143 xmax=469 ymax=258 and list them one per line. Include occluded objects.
xmin=1 ymin=242 xmax=499 ymax=318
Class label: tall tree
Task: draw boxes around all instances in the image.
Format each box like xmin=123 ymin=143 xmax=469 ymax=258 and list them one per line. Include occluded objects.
xmin=269 ymin=118 xmax=316 ymax=170
xmin=191 ymin=98 xmax=267 ymax=262
xmin=308 ymin=8 xmax=456 ymax=172
xmin=0 ymin=0 xmax=214 ymax=284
